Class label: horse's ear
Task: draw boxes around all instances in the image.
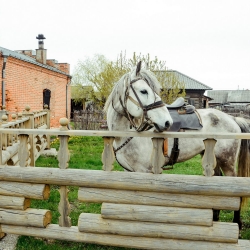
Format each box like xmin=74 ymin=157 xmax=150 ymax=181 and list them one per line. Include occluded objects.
xmin=136 ymin=61 xmax=142 ymax=76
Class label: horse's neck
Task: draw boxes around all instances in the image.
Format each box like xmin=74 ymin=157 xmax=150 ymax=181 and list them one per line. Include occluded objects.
xmin=107 ymin=106 xmax=131 ymax=131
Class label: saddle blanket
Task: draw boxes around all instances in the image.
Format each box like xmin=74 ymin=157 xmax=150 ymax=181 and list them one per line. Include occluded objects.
xmin=168 ymin=109 xmax=203 ymax=132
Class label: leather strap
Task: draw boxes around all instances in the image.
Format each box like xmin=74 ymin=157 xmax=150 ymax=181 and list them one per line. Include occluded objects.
xmin=163 ymin=138 xmax=168 ymax=157
xmin=163 ymin=138 xmax=180 ymax=169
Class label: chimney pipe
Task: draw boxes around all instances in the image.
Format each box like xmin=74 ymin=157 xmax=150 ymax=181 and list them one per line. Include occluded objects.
xmin=36 ymin=34 xmax=47 ymax=64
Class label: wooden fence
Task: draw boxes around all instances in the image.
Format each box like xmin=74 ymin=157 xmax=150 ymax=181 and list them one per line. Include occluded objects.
xmin=0 ymin=118 xmax=250 ymax=249
xmin=0 ymin=105 xmax=50 ymax=166
xmin=72 ymin=110 xmax=107 ymax=130
xmin=222 ymin=106 xmax=250 ymax=121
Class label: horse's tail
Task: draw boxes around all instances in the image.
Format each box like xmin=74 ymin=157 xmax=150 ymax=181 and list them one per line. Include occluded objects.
xmin=235 ymin=117 xmax=250 ymax=208
xmin=235 ymin=117 xmax=250 ymax=177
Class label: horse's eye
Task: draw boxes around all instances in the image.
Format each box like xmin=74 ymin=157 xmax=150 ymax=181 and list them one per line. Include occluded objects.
xmin=140 ymin=90 xmax=148 ymax=95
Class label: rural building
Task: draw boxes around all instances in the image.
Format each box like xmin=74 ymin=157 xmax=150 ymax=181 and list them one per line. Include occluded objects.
xmin=206 ymin=90 xmax=250 ymax=119
xmin=0 ymin=34 xmax=71 ymax=127
xmin=166 ymin=70 xmax=213 ymax=108
xmin=207 ymin=90 xmax=250 ymax=109
xmin=206 ymin=90 xmax=250 ymax=120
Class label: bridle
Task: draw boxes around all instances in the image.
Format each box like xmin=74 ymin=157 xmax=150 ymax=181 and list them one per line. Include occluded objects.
xmin=119 ymin=77 xmax=165 ymax=132
xmin=113 ymin=76 xmax=166 ymax=172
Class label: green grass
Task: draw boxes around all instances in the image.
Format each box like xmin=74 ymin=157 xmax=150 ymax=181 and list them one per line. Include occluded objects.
xmin=15 ymin=136 xmax=250 ymax=249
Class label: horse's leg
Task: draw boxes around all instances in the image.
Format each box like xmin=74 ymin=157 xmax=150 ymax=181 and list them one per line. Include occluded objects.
xmin=217 ymin=158 xmax=243 ymax=229
xmin=233 ymin=204 xmax=242 ymax=230
xmin=212 ymin=164 xmax=222 ymax=221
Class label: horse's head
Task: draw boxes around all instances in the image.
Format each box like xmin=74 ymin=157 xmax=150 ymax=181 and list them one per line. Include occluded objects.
xmin=123 ymin=61 xmax=173 ymax=132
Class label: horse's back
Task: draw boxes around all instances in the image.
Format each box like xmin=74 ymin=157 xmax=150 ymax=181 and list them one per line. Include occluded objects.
xmin=196 ymin=108 xmax=241 ymax=133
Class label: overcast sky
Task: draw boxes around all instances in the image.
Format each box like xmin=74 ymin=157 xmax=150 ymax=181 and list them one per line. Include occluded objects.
xmin=1 ymin=0 xmax=250 ymax=90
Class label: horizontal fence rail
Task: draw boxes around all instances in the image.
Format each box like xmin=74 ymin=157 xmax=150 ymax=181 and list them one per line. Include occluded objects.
xmin=1 ymin=167 xmax=250 ymax=197
xmin=1 ymin=129 xmax=250 ymax=139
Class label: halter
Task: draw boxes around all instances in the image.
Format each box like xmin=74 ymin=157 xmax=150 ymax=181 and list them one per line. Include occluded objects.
xmin=121 ymin=77 xmax=165 ymax=132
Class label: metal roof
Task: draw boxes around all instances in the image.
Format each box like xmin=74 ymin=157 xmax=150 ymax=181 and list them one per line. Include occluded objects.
xmin=206 ymin=90 xmax=230 ymax=104
xmin=0 ymin=46 xmax=71 ymax=77
xmin=166 ymin=70 xmax=212 ymax=90
xmin=227 ymin=90 xmax=250 ymax=102
xmin=207 ymin=90 xmax=250 ymax=104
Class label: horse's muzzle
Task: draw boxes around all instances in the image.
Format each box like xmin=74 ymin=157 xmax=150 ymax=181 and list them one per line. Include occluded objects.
xmin=153 ymin=121 xmax=171 ymax=132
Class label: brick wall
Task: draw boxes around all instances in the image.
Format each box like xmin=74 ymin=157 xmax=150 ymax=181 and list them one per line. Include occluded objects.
xmin=0 ymin=56 xmax=70 ymax=127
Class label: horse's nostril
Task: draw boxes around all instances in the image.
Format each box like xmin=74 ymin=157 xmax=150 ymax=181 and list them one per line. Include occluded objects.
xmin=165 ymin=121 xmax=170 ymax=128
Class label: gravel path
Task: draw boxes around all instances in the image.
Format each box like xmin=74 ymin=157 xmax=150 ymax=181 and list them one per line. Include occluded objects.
xmin=0 ymin=234 xmax=18 ymax=250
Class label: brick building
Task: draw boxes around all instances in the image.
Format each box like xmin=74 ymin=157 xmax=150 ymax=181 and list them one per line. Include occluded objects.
xmin=0 ymin=34 xmax=71 ymax=127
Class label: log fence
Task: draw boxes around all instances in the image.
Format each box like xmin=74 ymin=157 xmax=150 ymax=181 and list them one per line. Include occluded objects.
xmin=0 ymin=117 xmax=250 ymax=249
xmin=0 ymin=105 xmax=50 ymax=166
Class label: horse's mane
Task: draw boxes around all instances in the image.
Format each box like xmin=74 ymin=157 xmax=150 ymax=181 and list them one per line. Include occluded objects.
xmin=104 ymin=68 xmax=161 ymax=112
xmin=103 ymin=73 xmax=129 ymax=113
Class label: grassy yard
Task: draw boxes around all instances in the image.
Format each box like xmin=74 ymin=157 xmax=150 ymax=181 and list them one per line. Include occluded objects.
xmin=16 ymin=136 xmax=250 ymax=249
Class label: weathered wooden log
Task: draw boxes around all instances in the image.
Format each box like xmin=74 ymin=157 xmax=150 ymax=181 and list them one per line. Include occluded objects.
xmin=2 ymin=143 xmax=19 ymax=165
xmin=2 ymin=224 xmax=249 ymax=250
xmin=1 ymin=166 xmax=250 ymax=197
xmin=0 ymin=226 xmax=6 ymax=239
xmin=0 ymin=195 xmax=30 ymax=210
xmin=0 ymin=208 xmax=51 ymax=227
xmin=101 ymin=203 xmax=212 ymax=226
xmin=0 ymin=181 xmax=50 ymax=200
xmin=102 ymin=137 xmax=115 ymax=171
xmin=18 ymin=134 xmax=30 ymax=167
xmin=78 ymin=187 xmax=240 ymax=210
xmin=0 ymin=232 xmax=5 ymax=239
xmin=57 ymin=119 xmax=71 ymax=227
xmin=58 ymin=186 xmax=71 ymax=227
xmin=5 ymin=143 xmax=19 ymax=158
xmin=202 ymin=139 xmax=217 ymax=176
xmin=1 ymin=151 xmax=11 ymax=166
xmin=151 ymin=138 xmax=165 ymax=174
xmin=78 ymin=213 xmax=238 ymax=243
xmin=7 ymin=153 xmax=19 ymax=166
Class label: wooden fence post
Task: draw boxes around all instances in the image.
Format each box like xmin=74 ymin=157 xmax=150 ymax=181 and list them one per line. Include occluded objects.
xmin=202 ymin=139 xmax=217 ymax=177
xmin=22 ymin=105 xmax=35 ymax=166
xmin=18 ymin=134 xmax=30 ymax=167
xmin=57 ymin=118 xmax=71 ymax=227
xmin=44 ymin=104 xmax=51 ymax=149
xmin=1 ymin=115 xmax=8 ymax=151
xmin=11 ymin=114 xmax=18 ymax=143
xmin=0 ymin=133 xmax=2 ymax=165
xmin=151 ymin=138 xmax=165 ymax=174
xmin=102 ymin=137 xmax=115 ymax=171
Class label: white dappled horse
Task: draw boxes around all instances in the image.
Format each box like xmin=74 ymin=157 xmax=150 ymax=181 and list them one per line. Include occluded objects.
xmin=104 ymin=61 xmax=250 ymax=228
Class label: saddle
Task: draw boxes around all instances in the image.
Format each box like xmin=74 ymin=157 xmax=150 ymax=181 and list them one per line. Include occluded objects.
xmin=163 ymin=97 xmax=203 ymax=168
xmin=166 ymin=97 xmax=203 ymax=132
